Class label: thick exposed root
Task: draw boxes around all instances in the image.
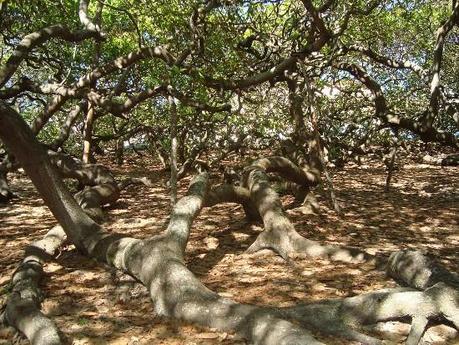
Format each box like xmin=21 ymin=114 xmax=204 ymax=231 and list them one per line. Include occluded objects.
xmin=117 ymin=176 xmax=154 ymax=190
xmin=48 ymin=151 xmax=120 ymax=220
xmin=387 ymin=249 xmax=459 ymax=339
xmin=1 ymin=226 xmax=66 ymax=345
xmin=0 ymin=170 xmax=15 ymax=202
xmin=282 ymin=285 xmax=459 ymax=345
xmin=145 ymin=262 xmax=325 ymax=345
xmin=441 ymin=154 xmax=459 ymax=166
xmin=0 ymin=155 xmax=124 ymax=344
xmin=242 ymin=157 xmax=372 ymax=262
xmin=97 ymin=174 xmax=325 ymax=345
xmin=422 ymin=153 xmax=459 ymax=166
xmin=250 ymin=156 xmax=321 ymax=187
xmin=240 ymin=152 xmax=459 ymax=345
xmin=279 ymin=249 xmax=459 ymax=344
xmin=387 ymin=249 xmax=459 ymax=289
xmin=268 ymin=175 xmax=310 ymax=207
xmin=136 ymin=176 xmax=455 ymax=345
xmin=205 ymin=184 xmax=260 ymax=220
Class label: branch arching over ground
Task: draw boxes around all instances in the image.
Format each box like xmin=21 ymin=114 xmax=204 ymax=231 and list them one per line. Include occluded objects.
xmin=242 ymin=157 xmax=373 ymax=262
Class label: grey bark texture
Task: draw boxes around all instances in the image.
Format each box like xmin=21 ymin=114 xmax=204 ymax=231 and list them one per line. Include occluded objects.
xmin=242 ymin=157 xmax=371 ymax=261
xmin=1 ymin=226 xmax=66 ymax=345
xmin=48 ymin=150 xmax=120 ymax=220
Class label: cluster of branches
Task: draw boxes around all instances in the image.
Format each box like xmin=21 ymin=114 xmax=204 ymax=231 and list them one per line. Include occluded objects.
xmin=0 ymin=0 xmax=457 ymax=143
xmin=0 ymin=0 xmax=458 ymax=344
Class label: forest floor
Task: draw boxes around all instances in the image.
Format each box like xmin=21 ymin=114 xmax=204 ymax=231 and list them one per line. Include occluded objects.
xmin=0 ymin=155 xmax=458 ymax=345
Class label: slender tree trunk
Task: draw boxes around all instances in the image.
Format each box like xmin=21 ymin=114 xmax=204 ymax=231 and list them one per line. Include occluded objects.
xmin=169 ymin=95 xmax=178 ymax=205
xmin=425 ymin=1 xmax=459 ymax=128
xmin=385 ymin=130 xmax=399 ymax=192
xmin=82 ymin=3 xmax=103 ymax=164
xmin=286 ymin=77 xmax=306 ymax=147
xmin=178 ymin=127 xmax=187 ymax=163
xmin=82 ymin=101 xmax=95 ymax=163
xmin=321 ymin=159 xmax=341 ymax=214
xmin=284 ymin=75 xmax=323 ymax=214
xmin=385 ymin=147 xmax=398 ymax=192
xmin=49 ymin=101 xmax=84 ymax=151
xmin=115 ymin=138 xmax=124 ymax=166
xmin=307 ymin=81 xmax=341 ymax=214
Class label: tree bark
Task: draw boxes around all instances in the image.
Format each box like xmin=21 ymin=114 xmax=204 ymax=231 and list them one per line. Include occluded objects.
xmin=426 ymin=1 xmax=459 ymax=128
xmin=306 ymin=80 xmax=340 ymax=214
xmin=384 ymin=145 xmax=398 ymax=192
xmin=286 ymin=76 xmax=306 ymax=147
xmin=205 ymin=184 xmax=260 ymax=220
xmin=1 ymin=103 xmax=458 ymax=345
xmin=242 ymin=157 xmax=369 ymax=261
xmin=1 ymin=226 xmax=66 ymax=345
xmin=387 ymin=250 xmax=459 ymax=290
xmin=169 ymin=95 xmax=178 ymax=205
xmin=0 ymin=101 xmax=324 ymax=345
xmin=82 ymin=101 xmax=96 ymax=163
xmin=49 ymin=101 xmax=84 ymax=151
xmin=1 ymin=148 xmax=123 ymax=345
xmin=115 ymin=138 xmax=124 ymax=166
xmin=48 ymin=150 xmax=120 ymax=220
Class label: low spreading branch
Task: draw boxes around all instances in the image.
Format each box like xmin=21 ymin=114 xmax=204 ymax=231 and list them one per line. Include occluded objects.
xmin=0 ymin=25 xmax=102 ymax=88
xmin=242 ymin=157 xmax=370 ymax=261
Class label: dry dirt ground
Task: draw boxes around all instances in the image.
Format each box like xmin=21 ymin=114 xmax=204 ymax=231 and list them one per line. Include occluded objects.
xmin=0 ymin=157 xmax=458 ymax=345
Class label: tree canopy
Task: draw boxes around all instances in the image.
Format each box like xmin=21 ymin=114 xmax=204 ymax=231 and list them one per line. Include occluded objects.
xmin=1 ymin=0 xmax=458 ymax=158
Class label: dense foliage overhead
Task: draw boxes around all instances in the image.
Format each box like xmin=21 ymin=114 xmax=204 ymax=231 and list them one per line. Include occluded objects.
xmin=0 ymin=0 xmax=457 ymax=160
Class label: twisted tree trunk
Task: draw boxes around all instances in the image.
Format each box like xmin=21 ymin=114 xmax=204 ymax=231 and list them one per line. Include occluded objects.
xmin=48 ymin=101 xmax=84 ymax=151
xmin=0 ymin=100 xmax=323 ymax=345
xmin=205 ymin=184 xmax=260 ymax=220
xmin=1 ymin=226 xmax=66 ymax=345
xmin=82 ymin=101 xmax=96 ymax=164
xmin=48 ymin=150 xmax=120 ymax=220
xmin=169 ymin=95 xmax=178 ymax=205
xmin=242 ymin=157 xmax=370 ymax=261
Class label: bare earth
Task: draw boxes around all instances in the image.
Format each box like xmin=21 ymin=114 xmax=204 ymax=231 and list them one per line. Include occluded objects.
xmin=1 ymin=158 xmax=458 ymax=345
